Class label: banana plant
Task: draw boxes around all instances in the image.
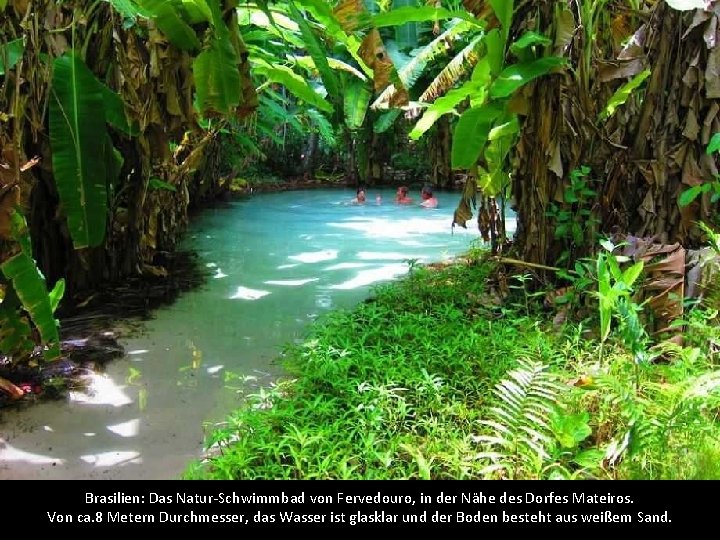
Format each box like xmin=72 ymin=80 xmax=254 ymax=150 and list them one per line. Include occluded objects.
xmin=0 ymin=210 xmax=64 ymax=361
xmin=415 ymin=0 xmax=566 ymax=233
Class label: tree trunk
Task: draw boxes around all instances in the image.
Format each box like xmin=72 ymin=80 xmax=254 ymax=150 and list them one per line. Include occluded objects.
xmin=512 ymin=3 xmax=719 ymax=267
xmin=430 ymin=116 xmax=453 ymax=188
xmin=301 ymin=132 xmax=319 ymax=179
xmin=2 ymin=2 xmax=233 ymax=301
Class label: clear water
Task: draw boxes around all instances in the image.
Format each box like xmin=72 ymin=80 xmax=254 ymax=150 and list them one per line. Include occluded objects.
xmin=0 ymin=188 xmax=514 ymax=479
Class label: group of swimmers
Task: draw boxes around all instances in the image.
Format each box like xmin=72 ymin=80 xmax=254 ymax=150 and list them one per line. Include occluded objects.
xmin=351 ymin=184 xmax=438 ymax=209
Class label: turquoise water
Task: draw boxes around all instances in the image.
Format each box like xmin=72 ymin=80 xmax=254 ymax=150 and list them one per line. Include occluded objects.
xmin=0 ymin=188 xmax=512 ymax=479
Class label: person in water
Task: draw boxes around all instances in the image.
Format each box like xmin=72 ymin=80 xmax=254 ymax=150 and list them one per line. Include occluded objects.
xmin=352 ymin=187 xmax=367 ymax=204
xmin=395 ymin=186 xmax=413 ymax=204
xmin=420 ymin=184 xmax=438 ymax=208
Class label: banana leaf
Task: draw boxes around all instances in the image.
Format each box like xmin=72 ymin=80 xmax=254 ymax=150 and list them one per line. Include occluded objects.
xmin=490 ymin=57 xmax=566 ymax=99
xmin=254 ymin=64 xmax=333 ymax=113
xmin=451 ymin=103 xmax=503 ymax=169
xmin=139 ymin=0 xmax=201 ymax=50
xmin=194 ymin=38 xmax=241 ymax=116
xmin=49 ymin=53 xmax=109 ymax=249
xmin=1 ymin=254 xmax=61 ymax=360
xmin=344 ymin=79 xmax=372 ymax=130
xmin=288 ymin=0 xmax=340 ymax=99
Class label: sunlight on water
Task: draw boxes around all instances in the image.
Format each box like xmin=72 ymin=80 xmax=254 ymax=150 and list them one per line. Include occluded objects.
xmin=327 ymin=263 xmax=408 ymax=290
xmin=69 ymin=373 xmax=133 ymax=407
xmin=0 ymin=188 xmax=514 ymax=479
xmin=0 ymin=442 xmax=63 ymax=465
xmin=229 ymin=286 xmax=271 ymax=300
xmin=80 ymin=451 xmax=142 ymax=466
xmin=288 ymin=249 xmax=339 ymax=263
xmin=106 ymin=419 xmax=140 ymax=438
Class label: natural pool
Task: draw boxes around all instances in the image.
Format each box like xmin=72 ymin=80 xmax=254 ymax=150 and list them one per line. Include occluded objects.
xmin=0 ymin=188 xmax=514 ymax=479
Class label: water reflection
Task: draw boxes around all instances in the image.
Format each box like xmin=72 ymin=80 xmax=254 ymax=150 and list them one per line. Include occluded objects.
xmin=0 ymin=188 xmax=511 ymax=479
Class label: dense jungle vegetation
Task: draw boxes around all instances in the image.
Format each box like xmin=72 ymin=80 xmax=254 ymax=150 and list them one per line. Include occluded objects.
xmin=2 ymin=0 xmax=720 ymax=479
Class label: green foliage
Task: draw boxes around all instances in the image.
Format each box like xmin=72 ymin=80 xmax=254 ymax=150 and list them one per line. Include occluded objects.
xmin=148 ymin=177 xmax=177 ymax=192
xmin=451 ymin=103 xmax=503 ymax=169
xmin=254 ymin=64 xmax=333 ymax=113
xmin=184 ymin=251 xmax=720 ymax=480
xmin=489 ymin=57 xmax=567 ymax=99
xmin=509 ymin=31 xmax=551 ymax=55
xmin=476 ymin=359 xmax=565 ymax=479
xmin=679 ymin=134 xmax=720 ymax=208
xmin=288 ymin=0 xmax=340 ymax=99
xmin=596 ymin=241 xmax=645 ymax=346
xmin=707 ymin=132 xmax=720 ymax=155
xmin=599 ymin=69 xmax=651 ymax=122
xmin=0 ymin=38 xmax=24 ymax=75
xmin=49 ymin=52 xmax=111 ymax=249
xmin=138 ymin=0 xmax=201 ymax=50
xmin=0 ymin=210 xmax=64 ymax=361
xmin=374 ymin=109 xmax=402 ymax=133
xmin=410 ymin=82 xmax=478 ymax=140
xmin=194 ymin=38 xmax=241 ymax=116
xmin=343 ymin=79 xmax=373 ymax=131
xmin=546 ymin=165 xmax=600 ymax=265
xmin=372 ymin=5 xmax=481 ymax=28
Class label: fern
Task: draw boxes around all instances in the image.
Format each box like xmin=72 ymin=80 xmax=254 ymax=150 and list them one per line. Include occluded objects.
xmin=594 ymin=360 xmax=720 ymax=477
xmin=475 ymin=358 xmax=565 ymax=479
xmin=305 ymin=108 xmax=336 ymax=147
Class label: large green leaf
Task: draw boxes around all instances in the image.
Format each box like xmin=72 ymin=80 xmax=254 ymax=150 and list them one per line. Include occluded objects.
xmin=50 ymin=53 xmax=109 ymax=249
xmin=489 ymin=0 xmax=514 ymax=40
xmin=295 ymin=0 xmax=347 ymax=40
xmin=373 ymin=6 xmax=482 ymax=27
xmin=344 ymin=79 xmax=372 ymax=130
xmin=484 ymin=29 xmax=504 ymax=77
xmin=490 ymin=56 xmax=566 ymax=98
xmin=181 ymin=0 xmax=212 ymax=23
xmin=288 ymin=0 xmax=340 ymax=99
xmin=104 ymin=0 xmax=148 ymax=19
xmin=1 ymin=253 xmax=61 ymax=360
xmin=374 ymin=109 xmax=402 ymax=133
xmin=410 ymin=80 xmax=480 ymax=140
xmin=599 ymin=69 xmax=650 ymax=122
xmin=451 ymin=103 xmax=503 ymax=169
xmin=706 ymin=132 xmax=720 ymax=155
xmin=139 ymin=0 xmax=201 ymax=50
xmin=254 ymin=64 xmax=333 ymax=113
xmin=100 ymin=83 xmax=139 ymax=135
xmin=49 ymin=279 xmax=65 ymax=314
xmin=194 ymin=39 xmax=241 ymax=116
xmin=510 ymin=31 xmax=551 ymax=55
xmin=0 ymin=0 xmax=7 ymax=9
xmin=0 ymin=38 xmax=24 ymax=76
xmin=488 ymin=115 xmax=519 ymax=140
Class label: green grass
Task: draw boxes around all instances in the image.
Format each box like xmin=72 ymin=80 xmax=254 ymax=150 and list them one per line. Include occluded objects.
xmin=185 ymin=254 xmax=720 ymax=480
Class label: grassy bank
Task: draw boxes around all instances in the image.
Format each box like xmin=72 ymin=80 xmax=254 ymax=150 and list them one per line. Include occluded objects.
xmin=185 ymin=251 xmax=720 ymax=480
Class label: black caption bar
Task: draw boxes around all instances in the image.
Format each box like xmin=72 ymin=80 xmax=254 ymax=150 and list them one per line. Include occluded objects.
xmin=9 ymin=481 xmax=713 ymax=530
